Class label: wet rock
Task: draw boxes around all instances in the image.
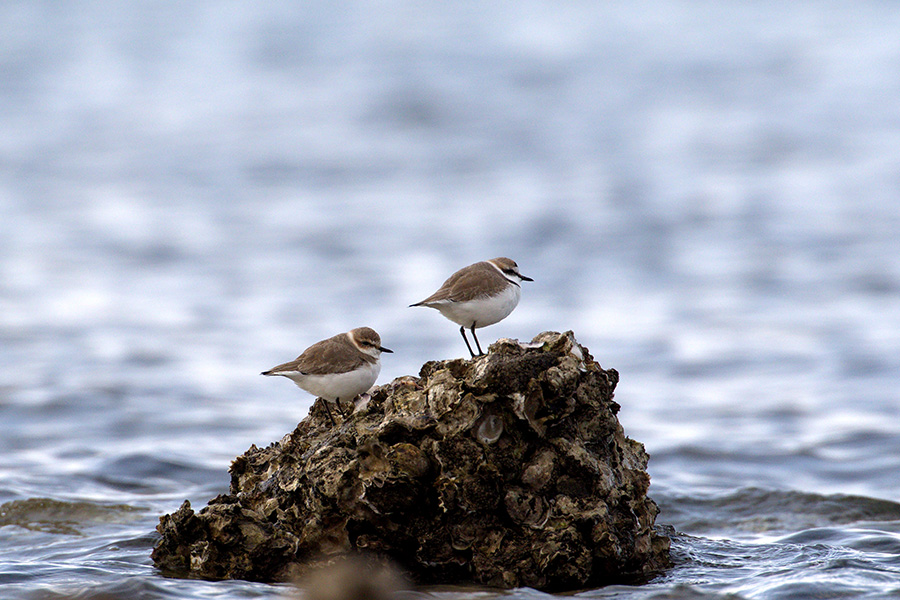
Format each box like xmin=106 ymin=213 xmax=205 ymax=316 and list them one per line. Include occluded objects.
xmin=152 ymin=331 xmax=670 ymax=590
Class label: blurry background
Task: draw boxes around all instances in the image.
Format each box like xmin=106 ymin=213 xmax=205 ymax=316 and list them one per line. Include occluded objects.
xmin=1 ymin=2 xmax=899 ymax=599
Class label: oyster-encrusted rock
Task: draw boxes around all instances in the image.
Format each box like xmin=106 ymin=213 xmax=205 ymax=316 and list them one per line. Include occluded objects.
xmin=152 ymin=331 xmax=670 ymax=590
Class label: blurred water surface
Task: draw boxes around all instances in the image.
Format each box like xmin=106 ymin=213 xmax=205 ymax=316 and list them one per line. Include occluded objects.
xmin=2 ymin=2 xmax=900 ymax=599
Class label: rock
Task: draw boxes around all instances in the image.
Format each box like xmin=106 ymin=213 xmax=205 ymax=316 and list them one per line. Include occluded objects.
xmin=151 ymin=331 xmax=670 ymax=591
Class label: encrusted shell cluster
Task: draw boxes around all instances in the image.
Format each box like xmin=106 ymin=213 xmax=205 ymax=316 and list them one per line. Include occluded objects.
xmin=152 ymin=331 xmax=670 ymax=590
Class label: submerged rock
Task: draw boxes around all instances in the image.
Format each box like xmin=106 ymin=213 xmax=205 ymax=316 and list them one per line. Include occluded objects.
xmin=152 ymin=331 xmax=670 ymax=591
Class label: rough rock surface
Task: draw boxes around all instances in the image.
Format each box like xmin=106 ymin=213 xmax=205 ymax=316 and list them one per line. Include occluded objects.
xmin=152 ymin=331 xmax=670 ymax=590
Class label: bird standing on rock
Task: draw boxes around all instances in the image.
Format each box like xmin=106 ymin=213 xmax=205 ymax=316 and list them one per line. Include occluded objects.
xmin=410 ymin=257 xmax=533 ymax=358
xmin=261 ymin=327 xmax=392 ymax=425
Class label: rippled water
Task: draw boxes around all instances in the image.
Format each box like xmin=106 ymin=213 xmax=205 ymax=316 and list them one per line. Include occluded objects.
xmin=3 ymin=2 xmax=900 ymax=599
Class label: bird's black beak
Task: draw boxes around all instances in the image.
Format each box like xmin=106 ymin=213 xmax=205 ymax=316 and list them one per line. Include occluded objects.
xmin=521 ymin=274 xmax=534 ymax=282
xmin=380 ymin=346 xmax=393 ymax=353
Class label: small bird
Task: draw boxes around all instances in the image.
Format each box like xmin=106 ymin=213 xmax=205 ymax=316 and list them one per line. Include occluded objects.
xmin=261 ymin=327 xmax=392 ymax=424
xmin=410 ymin=257 xmax=533 ymax=357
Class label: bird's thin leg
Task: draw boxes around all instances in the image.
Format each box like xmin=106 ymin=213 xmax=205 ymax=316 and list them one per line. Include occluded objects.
xmin=335 ymin=397 xmax=346 ymax=416
xmin=459 ymin=325 xmax=476 ymax=358
xmin=471 ymin=322 xmax=484 ymax=356
xmin=322 ymin=399 xmax=337 ymax=426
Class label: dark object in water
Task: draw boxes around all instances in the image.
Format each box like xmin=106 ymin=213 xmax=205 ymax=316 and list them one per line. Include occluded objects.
xmin=294 ymin=555 xmax=408 ymax=600
xmin=151 ymin=331 xmax=670 ymax=591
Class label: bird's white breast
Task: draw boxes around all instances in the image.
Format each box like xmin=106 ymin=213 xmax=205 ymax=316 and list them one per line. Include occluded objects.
xmin=433 ymin=282 xmax=521 ymax=329
xmin=285 ymin=360 xmax=381 ymax=402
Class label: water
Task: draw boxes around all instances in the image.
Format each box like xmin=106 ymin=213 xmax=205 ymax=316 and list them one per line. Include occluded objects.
xmin=2 ymin=1 xmax=900 ymax=598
